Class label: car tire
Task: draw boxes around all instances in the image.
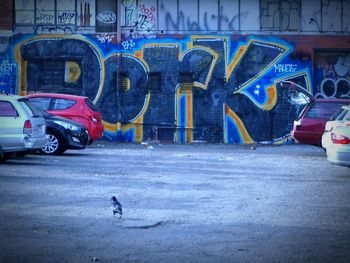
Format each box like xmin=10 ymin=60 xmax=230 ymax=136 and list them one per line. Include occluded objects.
xmin=41 ymin=131 xmax=66 ymax=155
xmin=0 ymin=153 xmax=12 ymax=162
xmin=0 ymin=145 xmax=4 ymax=162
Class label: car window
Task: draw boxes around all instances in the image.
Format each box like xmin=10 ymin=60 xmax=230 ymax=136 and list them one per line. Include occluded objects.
xmin=28 ymin=97 xmax=51 ymax=111
xmin=0 ymin=101 xmax=18 ymax=117
xmin=305 ymin=102 xmax=346 ymax=119
xmin=53 ymin=98 xmax=76 ymax=110
xmin=343 ymin=110 xmax=350 ymax=121
xmin=18 ymin=98 xmax=44 ymax=117
xmin=85 ymin=98 xmax=98 ymax=111
xmin=330 ymin=108 xmax=345 ymax=121
xmin=23 ymin=100 xmax=50 ymax=117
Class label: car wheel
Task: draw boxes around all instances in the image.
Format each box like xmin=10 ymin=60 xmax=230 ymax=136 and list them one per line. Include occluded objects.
xmin=0 ymin=153 xmax=11 ymax=162
xmin=41 ymin=131 xmax=66 ymax=155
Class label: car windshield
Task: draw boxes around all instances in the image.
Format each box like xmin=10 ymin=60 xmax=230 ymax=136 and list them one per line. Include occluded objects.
xmin=305 ymin=102 xmax=346 ymax=119
xmin=330 ymin=108 xmax=346 ymax=121
xmin=340 ymin=109 xmax=350 ymax=121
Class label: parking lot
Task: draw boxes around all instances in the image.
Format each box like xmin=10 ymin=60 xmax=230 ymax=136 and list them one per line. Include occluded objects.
xmin=0 ymin=142 xmax=350 ymax=263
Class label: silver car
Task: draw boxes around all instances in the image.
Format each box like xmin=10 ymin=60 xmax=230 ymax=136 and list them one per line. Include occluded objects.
xmin=322 ymin=105 xmax=350 ymax=167
xmin=0 ymin=94 xmax=47 ymax=162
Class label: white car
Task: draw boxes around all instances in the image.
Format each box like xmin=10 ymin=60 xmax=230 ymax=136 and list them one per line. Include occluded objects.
xmin=322 ymin=105 xmax=350 ymax=167
xmin=0 ymin=94 xmax=47 ymax=162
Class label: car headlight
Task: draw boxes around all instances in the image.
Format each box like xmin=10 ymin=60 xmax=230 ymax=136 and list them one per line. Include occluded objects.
xmin=53 ymin=120 xmax=80 ymax=131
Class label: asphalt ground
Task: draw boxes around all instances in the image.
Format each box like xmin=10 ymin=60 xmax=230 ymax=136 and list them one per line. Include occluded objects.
xmin=0 ymin=142 xmax=349 ymax=263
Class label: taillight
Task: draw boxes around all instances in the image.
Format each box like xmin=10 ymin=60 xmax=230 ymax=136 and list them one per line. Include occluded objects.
xmin=331 ymin=133 xmax=350 ymax=144
xmin=293 ymin=120 xmax=301 ymax=130
xmin=23 ymin=120 xmax=32 ymax=135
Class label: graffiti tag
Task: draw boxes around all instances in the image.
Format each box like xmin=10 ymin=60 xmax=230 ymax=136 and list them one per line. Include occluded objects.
xmin=35 ymin=25 xmax=73 ymax=34
xmin=96 ymin=33 xmax=115 ymax=44
xmin=121 ymin=39 xmax=136 ymax=50
xmin=58 ymin=11 xmax=75 ymax=24
xmin=274 ymin=64 xmax=297 ymax=73
xmin=0 ymin=60 xmax=16 ymax=73
xmin=318 ymin=78 xmax=350 ymax=98
xmin=36 ymin=11 xmax=55 ymax=24
xmin=97 ymin=11 xmax=116 ymax=24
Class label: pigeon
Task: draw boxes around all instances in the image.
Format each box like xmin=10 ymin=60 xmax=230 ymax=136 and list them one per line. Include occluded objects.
xmin=111 ymin=196 xmax=123 ymax=218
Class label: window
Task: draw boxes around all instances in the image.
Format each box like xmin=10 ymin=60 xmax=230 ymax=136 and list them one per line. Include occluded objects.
xmin=53 ymin=98 xmax=76 ymax=110
xmin=96 ymin=0 xmax=117 ymax=32
xmin=0 ymin=101 xmax=18 ymax=117
xmin=15 ymin=0 xmax=35 ymax=24
xmin=36 ymin=0 xmax=55 ymax=25
xmin=15 ymin=0 xmax=96 ymax=27
xmin=321 ymin=0 xmax=349 ymax=32
xmin=260 ymin=0 xmax=301 ymax=31
xmin=57 ymin=0 xmax=76 ymax=25
xmin=305 ymin=102 xmax=345 ymax=119
xmin=28 ymin=97 xmax=52 ymax=111
xmin=344 ymin=109 xmax=350 ymax=121
xmin=77 ymin=0 xmax=96 ymax=27
xmin=335 ymin=108 xmax=350 ymax=121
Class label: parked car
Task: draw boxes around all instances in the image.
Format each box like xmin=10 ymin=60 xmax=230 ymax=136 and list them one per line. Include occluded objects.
xmin=291 ymin=98 xmax=350 ymax=146
xmin=26 ymin=93 xmax=103 ymax=144
xmin=321 ymin=105 xmax=350 ymax=167
xmin=0 ymin=94 xmax=47 ymax=162
xmin=33 ymin=107 xmax=90 ymax=155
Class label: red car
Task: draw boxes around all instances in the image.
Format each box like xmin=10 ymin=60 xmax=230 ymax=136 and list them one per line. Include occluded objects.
xmin=27 ymin=93 xmax=104 ymax=144
xmin=291 ymin=98 xmax=350 ymax=146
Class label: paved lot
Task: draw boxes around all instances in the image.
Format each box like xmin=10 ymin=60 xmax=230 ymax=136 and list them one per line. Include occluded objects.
xmin=0 ymin=142 xmax=350 ymax=263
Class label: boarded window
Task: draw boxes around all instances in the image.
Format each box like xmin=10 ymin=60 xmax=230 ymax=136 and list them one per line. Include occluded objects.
xmin=260 ymin=0 xmax=301 ymax=31
xmin=96 ymin=0 xmax=118 ymax=32
xmin=15 ymin=0 xmax=35 ymax=24
xmin=27 ymin=59 xmax=82 ymax=95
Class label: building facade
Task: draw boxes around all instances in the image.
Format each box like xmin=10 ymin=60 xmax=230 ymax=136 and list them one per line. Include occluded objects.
xmin=1 ymin=0 xmax=349 ymax=144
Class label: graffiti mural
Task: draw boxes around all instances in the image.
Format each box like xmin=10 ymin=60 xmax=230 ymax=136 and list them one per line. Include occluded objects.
xmin=314 ymin=50 xmax=350 ymax=99
xmin=1 ymin=32 xmax=323 ymax=145
xmin=1 ymin=0 xmax=349 ymax=145
xmin=0 ymin=55 xmax=16 ymax=94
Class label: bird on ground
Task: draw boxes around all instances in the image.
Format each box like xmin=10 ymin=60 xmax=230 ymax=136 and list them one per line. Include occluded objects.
xmin=111 ymin=196 xmax=123 ymax=218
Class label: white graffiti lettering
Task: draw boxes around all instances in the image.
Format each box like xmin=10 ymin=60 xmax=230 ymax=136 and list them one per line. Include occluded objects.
xmin=121 ymin=39 xmax=136 ymax=50
xmin=334 ymin=54 xmax=350 ymax=77
xmin=317 ymin=77 xmax=350 ymax=98
xmin=0 ymin=60 xmax=16 ymax=73
xmin=96 ymin=11 xmax=117 ymax=24
xmin=274 ymin=63 xmax=297 ymax=73
xmin=96 ymin=33 xmax=115 ymax=44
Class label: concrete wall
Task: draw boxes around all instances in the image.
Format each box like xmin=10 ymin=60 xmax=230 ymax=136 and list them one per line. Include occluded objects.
xmin=121 ymin=0 xmax=350 ymax=34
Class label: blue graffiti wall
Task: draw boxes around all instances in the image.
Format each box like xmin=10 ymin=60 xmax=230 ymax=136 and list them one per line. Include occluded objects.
xmin=2 ymin=33 xmax=348 ymax=144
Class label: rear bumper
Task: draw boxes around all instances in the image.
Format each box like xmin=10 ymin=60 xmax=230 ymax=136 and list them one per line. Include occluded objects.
xmin=326 ymin=147 xmax=350 ymax=167
xmin=24 ymin=136 xmax=48 ymax=149
xmin=88 ymin=124 xmax=104 ymax=140
xmin=1 ymin=135 xmax=47 ymax=152
xmin=291 ymin=130 xmax=321 ymax=146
